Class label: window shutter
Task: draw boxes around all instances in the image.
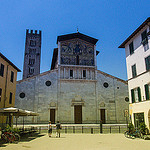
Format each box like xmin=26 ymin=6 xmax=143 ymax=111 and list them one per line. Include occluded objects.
xmin=131 ymin=89 xmax=135 ymax=103
xmin=137 ymin=87 xmax=141 ymax=102
xmin=129 ymin=42 xmax=134 ymax=55
xmin=145 ymin=84 xmax=149 ymax=100
xmin=145 ymin=56 xmax=150 ymax=71
xmin=132 ymin=64 xmax=137 ymax=77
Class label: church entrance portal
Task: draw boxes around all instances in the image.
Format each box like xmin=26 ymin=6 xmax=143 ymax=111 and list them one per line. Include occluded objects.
xmin=74 ymin=105 xmax=82 ymax=124
xmin=100 ymin=109 xmax=106 ymax=124
xmin=50 ymin=109 xmax=55 ymax=124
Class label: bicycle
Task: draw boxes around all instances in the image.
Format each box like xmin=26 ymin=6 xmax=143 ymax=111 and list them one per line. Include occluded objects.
xmin=1 ymin=130 xmax=20 ymax=143
xmin=124 ymin=129 xmax=144 ymax=139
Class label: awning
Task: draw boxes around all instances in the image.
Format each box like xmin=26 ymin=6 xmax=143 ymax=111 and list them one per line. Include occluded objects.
xmin=0 ymin=107 xmax=39 ymax=116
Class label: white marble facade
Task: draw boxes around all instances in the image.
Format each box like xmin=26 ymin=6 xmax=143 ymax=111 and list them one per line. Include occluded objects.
xmin=15 ymin=32 xmax=129 ymax=124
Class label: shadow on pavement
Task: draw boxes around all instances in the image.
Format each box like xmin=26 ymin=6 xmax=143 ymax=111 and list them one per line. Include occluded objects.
xmin=0 ymin=132 xmax=45 ymax=147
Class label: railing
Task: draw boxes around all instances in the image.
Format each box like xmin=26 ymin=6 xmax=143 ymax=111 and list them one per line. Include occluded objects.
xmin=38 ymin=125 xmax=127 ymax=134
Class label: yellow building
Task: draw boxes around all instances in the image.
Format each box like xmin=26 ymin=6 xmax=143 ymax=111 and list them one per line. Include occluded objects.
xmin=0 ymin=52 xmax=21 ymax=127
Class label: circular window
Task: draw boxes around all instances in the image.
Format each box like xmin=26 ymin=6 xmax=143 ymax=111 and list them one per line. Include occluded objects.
xmin=103 ymin=82 xmax=109 ymax=88
xmin=19 ymin=92 xmax=25 ymax=98
xmin=45 ymin=81 xmax=51 ymax=86
xmin=125 ymin=97 xmax=129 ymax=102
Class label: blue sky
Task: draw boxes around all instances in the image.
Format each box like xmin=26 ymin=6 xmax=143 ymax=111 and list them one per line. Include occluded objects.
xmin=0 ymin=0 xmax=149 ymax=81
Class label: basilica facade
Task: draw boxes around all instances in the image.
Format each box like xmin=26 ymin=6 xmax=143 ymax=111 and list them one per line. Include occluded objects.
xmin=15 ymin=32 xmax=129 ymax=124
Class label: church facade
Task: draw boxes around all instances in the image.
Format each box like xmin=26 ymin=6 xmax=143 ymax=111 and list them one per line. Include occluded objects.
xmin=15 ymin=32 xmax=129 ymax=124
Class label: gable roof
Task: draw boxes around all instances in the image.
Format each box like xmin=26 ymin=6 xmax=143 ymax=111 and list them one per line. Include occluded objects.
xmin=17 ymin=69 xmax=57 ymax=83
xmin=57 ymin=32 xmax=98 ymax=45
xmin=97 ymin=70 xmax=127 ymax=84
xmin=0 ymin=52 xmax=21 ymax=72
xmin=119 ymin=17 xmax=150 ymax=48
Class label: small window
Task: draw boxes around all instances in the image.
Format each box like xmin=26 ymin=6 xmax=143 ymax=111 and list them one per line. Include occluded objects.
xmin=29 ymin=59 xmax=35 ymax=65
xmin=30 ymin=40 xmax=36 ymax=47
xmin=145 ymin=55 xmax=150 ymax=71
xmin=45 ymin=81 xmax=51 ymax=86
xmin=19 ymin=92 xmax=25 ymax=98
xmin=83 ymin=70 xmax=86 ymax=78
xmin=70 ymin=70 xmax=73 ymax=78
xmin=9 ymin=92 xmax=13 ymax=104
xmin=0 ymin=88 xmax=2 ymax=101
xmin=29 ymin=67 xmax=34 ymax=74
xmin=0 ymin=63 xmax=4 ymax=77
xmin=129 ymin=42 xmax=134 ymax=55
xmin=103 ymin=82 xmax=109 ymax=88
xmin=10 ymin=71 xmax=14 ymax=83
xmin=131 ymin=64 xmax=137 ymax=78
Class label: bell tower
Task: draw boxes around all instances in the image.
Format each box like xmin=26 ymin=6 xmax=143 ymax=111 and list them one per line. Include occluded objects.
xmin=23 ymin=29 xmax=41 ymax=79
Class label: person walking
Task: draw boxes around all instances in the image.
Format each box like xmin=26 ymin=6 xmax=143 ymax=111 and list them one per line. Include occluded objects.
xmin=48 ymin=121 xmax=52 ymax=137
xmin=56 ymin=121 xmax=61 ymax=138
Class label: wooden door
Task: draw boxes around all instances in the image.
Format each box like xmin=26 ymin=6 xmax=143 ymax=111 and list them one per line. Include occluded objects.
xmin=50 ymin=109 xmax=55 ymax=124
xmin=100 ymin=109 xmax=106 ymax=124
xmin=74 ymin=105 xmax=82 ymax=124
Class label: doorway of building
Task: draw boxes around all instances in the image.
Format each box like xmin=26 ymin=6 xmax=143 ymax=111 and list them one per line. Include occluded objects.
xmin=100 ymin=109 xmax=106 ymax=124
xmin=50 ymin=109 xmax=55 ymax=124
xmin=74 ymin=105 xmax=82 ymax=124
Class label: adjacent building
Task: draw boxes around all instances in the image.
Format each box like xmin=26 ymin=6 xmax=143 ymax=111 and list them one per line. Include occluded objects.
xmin=119 ymin=17 xmax=150 ymax=131
xmin=15 ymin=32 xmax=129 ymax=124
xmin=0 ymin=53 xmax=21 ymax=127
xmin=23 ymin=29 xmax=41 ymax=79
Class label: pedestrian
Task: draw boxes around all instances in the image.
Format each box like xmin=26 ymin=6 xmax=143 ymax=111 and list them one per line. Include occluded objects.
xmin=48 ymin=121 xmax=52 ymax=137
xmin=56 ymin=121 xmax=61 ymax=138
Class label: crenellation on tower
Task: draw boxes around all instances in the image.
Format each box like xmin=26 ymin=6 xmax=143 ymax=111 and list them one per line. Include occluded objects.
xmin=23 ymin=29 xmax=42 ymax=79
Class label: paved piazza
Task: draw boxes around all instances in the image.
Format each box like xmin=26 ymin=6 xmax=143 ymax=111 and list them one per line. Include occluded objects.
xmin=0 ymin=133 xmax=150 ymax=150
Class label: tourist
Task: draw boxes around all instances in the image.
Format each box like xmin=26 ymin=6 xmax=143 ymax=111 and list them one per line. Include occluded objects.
xmin=48 ymin=121 xmax=52 ymax=137
xmin=56 ymin=121 xmax=61 ymax=138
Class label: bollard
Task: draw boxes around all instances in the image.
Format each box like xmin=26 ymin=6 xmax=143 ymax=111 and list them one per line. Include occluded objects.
xmin=73 ymin=126 xmax=75 ymax=133
xmin=110 ymin=127 xmax=111 ymax=133
xmin=82 ymin=126 xmax=83 ymax=133
xmin=65 ymin=126 xmax=67 ymax=133
xmin=119 ymin=126 xmax=120 ymax=133
xmin=91 ymin=128 xmax=93 ymax=134
xmin=39 ymin=127 xmax=41 ymax=133
xmin=100 ymin=120 xmax=103 ymax=133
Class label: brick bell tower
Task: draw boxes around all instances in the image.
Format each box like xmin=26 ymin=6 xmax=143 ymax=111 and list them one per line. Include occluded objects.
xmin=23 ymin=29 xmax=41 ymax=79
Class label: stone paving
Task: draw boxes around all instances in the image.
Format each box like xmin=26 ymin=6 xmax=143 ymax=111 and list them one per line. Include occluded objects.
xmin=0 ymin=133 xmax=150 ymax=150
